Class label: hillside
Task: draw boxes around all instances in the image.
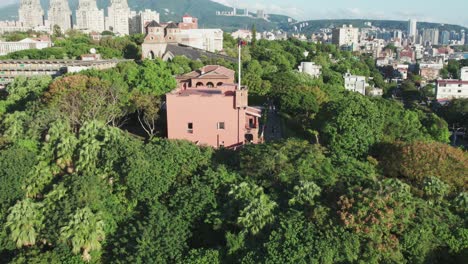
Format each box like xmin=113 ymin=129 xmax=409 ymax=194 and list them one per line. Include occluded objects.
xmin=289 ymin=19 xmax=468 ymax=34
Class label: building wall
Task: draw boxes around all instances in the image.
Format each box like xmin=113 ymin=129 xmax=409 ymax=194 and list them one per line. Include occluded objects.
xmin=76 ymin=0 xmax=105 ymax=32
xmin=436 ymin=82 xmax=468 ymax=100
xmin=166 ymin=91 xmax=246 ymax=148
xmin=106 ymin=0 xmax=130 ymax=35
xmin=48 ymin=0 xmax=72 ymax=32
xmin=19 ymin=0 xmax=44 ymax=27
xmin=0 ymin=40 xmax=51 ymax=56
xmin=332 ymin=25 xmax=359 ymax=51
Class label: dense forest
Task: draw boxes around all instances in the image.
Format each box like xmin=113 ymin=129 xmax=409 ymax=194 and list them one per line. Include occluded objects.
xmin=0 ymin=32 xmax=467 ymax=263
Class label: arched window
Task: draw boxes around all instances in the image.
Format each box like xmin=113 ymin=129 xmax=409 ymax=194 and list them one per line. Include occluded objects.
xmin=196 ymin=82 xmax=204 ymax=87
xmin=149 ymin=51 xmax=155 ymax=60
xmin=216 ymin=82 xmax=223 ymax=87
xmin=207 ymin=82 xmax=214 ymax=88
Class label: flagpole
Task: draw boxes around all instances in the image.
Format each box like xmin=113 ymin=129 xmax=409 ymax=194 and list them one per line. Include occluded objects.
xmin=238 ymin=39 xmax=241 ymax=90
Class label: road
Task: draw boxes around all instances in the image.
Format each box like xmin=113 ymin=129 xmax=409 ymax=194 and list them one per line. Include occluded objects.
xmin=263 ymin=106 xmax=282 ymax=141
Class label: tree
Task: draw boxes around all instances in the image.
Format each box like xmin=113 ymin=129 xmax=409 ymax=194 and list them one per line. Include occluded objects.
xmin=6 ymin=199 xmax=43 ymax=248
xmin=316 ymin=92 xmax=384 ymax=158
xmin=229 ymin=182 xmax=277 ymax=235
xmin=131 ymin=91 xmax=161 ymax=138
xmin=378 ymin=141 xmax=468 ymax=191
xmin=126 ymin=59 xmax=177 ymax=96
xmin=60 ymin=207 xmax=105 ymax=262
xmin=47 ymin=75 xmax=131 ymax=128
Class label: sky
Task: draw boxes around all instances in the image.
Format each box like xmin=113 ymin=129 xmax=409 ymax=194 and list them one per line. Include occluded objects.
xmin=214 ymin=0 xmax=468 ymax=27
xmin=0 ymin=0 xmax=467 ymax=27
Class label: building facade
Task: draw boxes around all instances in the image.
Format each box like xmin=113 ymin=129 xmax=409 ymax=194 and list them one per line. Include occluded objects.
xmin=48 ymin=0 xmax=72 ymax=32
xmin=142 ymin=18 xmax=223 ymax=60
xmin=298 ymin=62 xmax=322 ymax=78
xmin=0 ymin=37 xmax=52 ymax=56
xmin=18 ymin=0 xmax=44 ymax=27
xmin=166 ymin=65 xmax=261 ymax=148
xmin=75 ymin=0 xmax=105 ymax=33
xmin=106 ymin=0 xmax=131 ymax=35
xmin=344 ymin=72 xmax=368 ymax=95
xmin=436 ymin=67 xmax=468 ymax=100
xmin=408 ymin=19 xmax=417 ymax=40
xmin=0 ymin=59 xmax=129 ymax=88
xmin=422 ymin=28 xmax=439 ymax=45
xmin=332 ymin=25 xmax=359 ymax=51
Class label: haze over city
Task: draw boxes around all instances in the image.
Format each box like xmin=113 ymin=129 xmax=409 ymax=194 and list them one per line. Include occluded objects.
xmin=217 ymin=0 xmax=468 ymax=27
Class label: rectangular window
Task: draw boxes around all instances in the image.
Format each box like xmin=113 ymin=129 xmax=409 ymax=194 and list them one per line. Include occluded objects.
xmin=458 ymin=90 xmax=462 ymax=93
xmin=217 ymin=122 xmax=225 ymax=130
xmin=187 ymin=122 xmax=193 ymax=133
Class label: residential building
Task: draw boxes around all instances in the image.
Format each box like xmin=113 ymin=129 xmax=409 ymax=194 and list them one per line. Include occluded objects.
xmin=419 ymin=63 xmax=444 ymax=81
xmin=106 ymin=0 xmax=131 ymax=35
xmin=18 ymin=0 xmax=44 ymax=27
xmin=231 ymin=30 xmax=261 ymax=41
xmin=298 ymin=62 xmax=322 ymax=78
xmin=343 ymin=71 xmax=368 ymax=95
xmin=75 ymin=0 xmax=105 ymax=33
xmin=408 ymin=19 xmax=417 ymax=41
xmin=0 ymin=37 xmax=52 ymax=56
xmin=441 ymin=30 xmax=450 ymax=45
xmin=422 ymin=28 xmax=439 ymax=45
xmin=332 ymin=25 xmax=359 ymax=51
xmin=48 ymin=0 xmax=72 ymax=32
xmin=436 ymin=67 xmax=468 ymax=100
xmin=166 ymin=65 xmax=262 ymax=148
xmin=135 ymin=9 xmax=160 ymax=34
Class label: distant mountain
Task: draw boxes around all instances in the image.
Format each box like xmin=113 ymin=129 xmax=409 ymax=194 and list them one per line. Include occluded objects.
xmin=0 ymin=0 xmax=290 ymax=32
xmin=289 ymin=19 xmax=468 ymax=34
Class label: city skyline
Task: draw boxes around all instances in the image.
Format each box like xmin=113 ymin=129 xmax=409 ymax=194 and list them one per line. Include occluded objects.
xmin=216 ymin=0 xmax=468 ymax=27
xmin=0 ymin=0 xmax=468 ymax=28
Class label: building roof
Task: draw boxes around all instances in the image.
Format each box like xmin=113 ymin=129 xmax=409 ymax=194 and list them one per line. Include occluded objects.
xmin=177 ymin=65 xmax=235 ymax=81
xmin=437 ymin=80 xmax=468 ymax=85
xmin=146 ymin=20 xmax=161 ymax=28
xmin=164 ymin=43 xmax=236 ymax=62
xmin=166 ymin=22 xmax=179 ymax=29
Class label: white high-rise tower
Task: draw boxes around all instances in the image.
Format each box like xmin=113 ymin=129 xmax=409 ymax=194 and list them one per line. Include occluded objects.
xmin=106 ymin=0 xmax=131 ymax=35
xmin=76 ymin=0 xmax=105 ymax=32
xmin=408 ymin=19 xmax=417 ymax=41
xmin=48 ymin=0 xmax=72 ymax=32
xmin=18 ymin=0 xmax=44 ymax=27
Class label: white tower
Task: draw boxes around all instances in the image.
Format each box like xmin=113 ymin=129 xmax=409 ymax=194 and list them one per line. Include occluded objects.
xmin=18 ymin=0 xmax=44 ymax=27
xmin=48 ymin=0 xmax=72 ymax=32
xmin=76 ymin=0 xmax=105 ymax=32
xmin=408 ymin=19 xmax=417 ymax=41
xmin=106 ymin=0 xmax=131 ymax=35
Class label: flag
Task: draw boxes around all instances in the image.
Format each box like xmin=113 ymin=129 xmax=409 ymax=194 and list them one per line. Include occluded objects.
xmin=238 ymin=38 xmax=247 ymax=47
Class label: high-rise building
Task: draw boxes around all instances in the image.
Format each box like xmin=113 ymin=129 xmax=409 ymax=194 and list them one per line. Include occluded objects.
xmin=18 ymin=0 xmax=44 ymax=27
xmin=106 ymin=0 xmax=131 ymax=35
xmin=441 ymin=31 xmax=450 ymax=45
xmin=133 ymin=9 xmax=160 ymax=34
xmin=332 ymin=25 xmax=359 ymax=51
xmin=408 ymin=19 xmax=417 ymax=40
xmin=422 ymin=28 xmax=439 ymax=45
xmin=48 ymin=0 xmax=72 ymax=32
xmin=76 ymin=0 xmax=105 ymax=33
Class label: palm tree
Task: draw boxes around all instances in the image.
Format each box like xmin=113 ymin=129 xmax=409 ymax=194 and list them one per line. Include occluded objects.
xmin=5 ymin=198 xmax=43 ymax=247
xmin=60 ymin=207 xmax=105 ymax=262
